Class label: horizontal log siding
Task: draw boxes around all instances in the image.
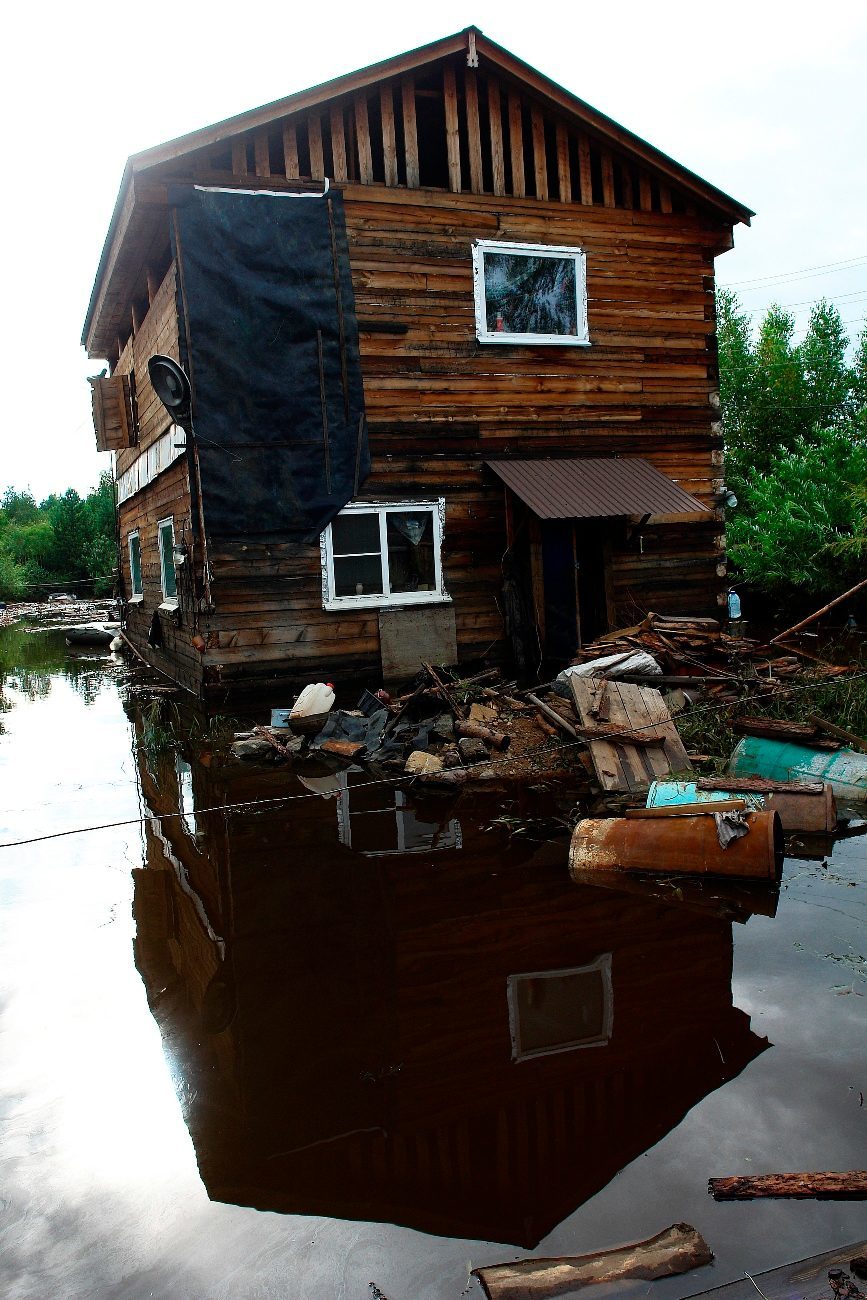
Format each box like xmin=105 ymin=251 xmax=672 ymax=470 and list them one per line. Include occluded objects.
xmin=193 ymin=187 xmax=726 ymax=687
xmin=116 ymin=264 xmax=180 ymax=479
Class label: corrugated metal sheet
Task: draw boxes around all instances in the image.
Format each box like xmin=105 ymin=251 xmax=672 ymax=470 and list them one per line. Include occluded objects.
xmin=486 ymin=457 xmax=707 ymax=519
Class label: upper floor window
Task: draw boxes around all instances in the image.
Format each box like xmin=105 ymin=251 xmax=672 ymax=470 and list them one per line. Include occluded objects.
xmin=321 ymin=500 xmax=448 ymax=610
xmin=157 ymin=517 xmax=178 ymax=603
xmin=127 ymin=531 xmax=143 ymax=599
xmin=472 ymin=240 xmax=589 ymax=347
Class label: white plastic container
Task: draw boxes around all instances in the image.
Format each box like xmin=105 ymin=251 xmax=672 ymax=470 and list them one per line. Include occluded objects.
xmin=290 ymin=682 xmax=336 ymax=718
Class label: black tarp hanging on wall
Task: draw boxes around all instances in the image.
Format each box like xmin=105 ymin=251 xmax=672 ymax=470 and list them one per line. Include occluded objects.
xmin=169 ymin=185 xmax=368 ymax=541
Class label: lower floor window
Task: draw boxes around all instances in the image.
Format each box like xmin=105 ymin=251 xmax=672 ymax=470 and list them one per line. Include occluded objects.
xmin=157 ymin=517 xmax=178 ymax=602
xmin=128 ymin=531 xmax=143 ymax=597
xmin=321 ymin=500 xmax=447 ymax=609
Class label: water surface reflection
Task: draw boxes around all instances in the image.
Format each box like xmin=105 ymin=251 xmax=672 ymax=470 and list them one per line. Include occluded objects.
xmin=131 ymin=715 xmax=769 ymax=1246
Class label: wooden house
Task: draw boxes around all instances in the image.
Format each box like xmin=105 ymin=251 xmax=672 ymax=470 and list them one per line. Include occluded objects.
xmin=130 ymin=714 xmax=768 ymax=1245
xmin=83 ymin=27 xmax=753 ymax=697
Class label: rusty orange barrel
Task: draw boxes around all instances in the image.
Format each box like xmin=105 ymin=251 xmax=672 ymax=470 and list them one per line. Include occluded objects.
xmin=569 ymin=810 xmax=783 ymax=882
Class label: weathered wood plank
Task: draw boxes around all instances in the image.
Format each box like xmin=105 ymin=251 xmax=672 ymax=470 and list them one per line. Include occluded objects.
xmin=507 ymin=90 xmax=525 ymax=197
xmin=402 ymin=76 xmax=419 ymax=188
xmin=443 ymin=64 xmax=461 ymax=193
xmin=465 ymin=67 xmax=483 ymax=193
xmin=639 ymin=171 xmax=653 ymax=211
xmin=254 ymin=128 xmax=270 ymax=177
xmin=487 ymin=78 xmax=506 ymax=196
xmin=578 ymin=135 xmax=593 ymax=204
xmin=330 ymin=104 xmax=348 ymax=181
xmin=556 ymin=122 xmax=571 ymax=203
xmin=601 ymin=148 xmax=616 ymax=207
xmin=354 ymin=94 xmax=373 ymax=184
xmin=531 ymin=105 xmax=547 ymax=200
xmin=308 ymin=114 xmax=324 ymax=179
xmin=380 ymin=85 xmax=398 ymax=187
xmin=282 ymin=121 xmax=299 ymax=179
xmin=231 ymin=138 xmax=247 ymax=176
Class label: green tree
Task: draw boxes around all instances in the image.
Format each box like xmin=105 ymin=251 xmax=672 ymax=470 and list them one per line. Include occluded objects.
xmin=719 ymin=289 xmax=867 ymax=604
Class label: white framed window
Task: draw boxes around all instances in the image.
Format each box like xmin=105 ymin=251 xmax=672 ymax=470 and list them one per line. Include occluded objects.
xmin=127 ymin=530 xmax=143 ymax=600
xmin=157 ymin=517 xmax=178 ymax=604
xmin=321 ymin=500 xmax=449 ymax=610
xmin=472 ymin=240 xmax=589 ymax=347
xmin=507 ymin=954 xmax=613 ymax=1062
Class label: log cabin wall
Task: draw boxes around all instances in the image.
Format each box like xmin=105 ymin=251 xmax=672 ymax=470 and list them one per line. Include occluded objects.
xmin=112 ymin=264 xmax=205 ymax=694
xmin=88 ymin=39 xmax=743 ymax=694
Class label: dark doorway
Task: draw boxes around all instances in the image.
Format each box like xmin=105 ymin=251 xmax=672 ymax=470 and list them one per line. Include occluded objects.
xmin=540 ymin=520 xmax=611 ymax=660
xmin=574 ymin=523 xmax=610 ymax=646
xmin=541 ymin=520 xmax=579 ymax=661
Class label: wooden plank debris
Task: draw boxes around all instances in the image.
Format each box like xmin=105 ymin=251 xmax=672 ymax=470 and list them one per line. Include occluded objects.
xmin=571 ymin=677 xmax=693 ymax=794
xmin=473 ymin=1222 xmax=713 ymax=1300
xmin=709 ymin=1171 xmax=867 ymax=1201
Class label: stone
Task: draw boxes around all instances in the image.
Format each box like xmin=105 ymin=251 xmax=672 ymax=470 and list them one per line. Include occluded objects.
xmin=457 ymin=736 xmax=489 ymax=765
xmin=230 ymin=737 xmax=278 ymax=762
xmin=405 ymin=750 xmax=444 ymax=775
xmin=431 ymin=713 xmax=455 ymax=742
xmin=468 ymin=702 xmax=498 ymax=724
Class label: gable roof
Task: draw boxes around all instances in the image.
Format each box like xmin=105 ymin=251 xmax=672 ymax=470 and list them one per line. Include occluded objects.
xmin=83 ymin=26 xmax=753 ymax=354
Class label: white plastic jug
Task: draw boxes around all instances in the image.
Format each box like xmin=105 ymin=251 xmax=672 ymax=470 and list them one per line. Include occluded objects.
xmin=290 ymin=682 xmax=335 ymax=717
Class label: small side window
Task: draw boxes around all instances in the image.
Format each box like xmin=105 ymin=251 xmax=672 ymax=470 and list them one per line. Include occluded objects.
xmin=157 ymin=517 xmax=177 ymax=602
xmin=128 ymin=531 xmax=143 ymax=598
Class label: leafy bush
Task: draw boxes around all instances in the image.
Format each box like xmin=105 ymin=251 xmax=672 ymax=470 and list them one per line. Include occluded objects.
xmin=719 ymin=291 xmax=867 ymax=602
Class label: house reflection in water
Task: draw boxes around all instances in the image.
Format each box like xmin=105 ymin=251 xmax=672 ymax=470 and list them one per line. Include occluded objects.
xmin=131 ymin=716 xmax=769 ymax=1247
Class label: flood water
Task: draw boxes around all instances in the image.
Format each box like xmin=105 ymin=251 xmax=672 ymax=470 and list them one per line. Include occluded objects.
xmin=1 ymin=624 xmax=865 ymax=1299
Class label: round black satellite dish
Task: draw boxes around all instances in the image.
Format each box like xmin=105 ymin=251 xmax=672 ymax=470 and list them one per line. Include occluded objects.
xmin=148 ymin=355 xmax=192 ymax=418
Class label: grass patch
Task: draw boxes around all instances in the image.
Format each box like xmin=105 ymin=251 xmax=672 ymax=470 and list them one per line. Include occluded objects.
xmin=675 ymin=669 xmax=867 ymax=770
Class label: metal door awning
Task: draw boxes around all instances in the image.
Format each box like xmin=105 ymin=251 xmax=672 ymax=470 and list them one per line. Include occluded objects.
xmin=486 ymin=457 xmax=707 ymax=519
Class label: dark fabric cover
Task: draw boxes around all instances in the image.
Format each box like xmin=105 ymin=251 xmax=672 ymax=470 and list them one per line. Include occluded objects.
xmin=169 ymin=185 xmax=368 ymax=540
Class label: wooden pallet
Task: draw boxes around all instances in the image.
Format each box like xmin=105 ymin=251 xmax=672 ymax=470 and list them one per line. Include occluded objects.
xmin=570 ymin=676 xmax=693 ymax=793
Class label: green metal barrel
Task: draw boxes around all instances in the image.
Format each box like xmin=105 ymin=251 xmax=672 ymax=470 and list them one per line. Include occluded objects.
xmin=728 ymin=736 xmax=867 ymax=804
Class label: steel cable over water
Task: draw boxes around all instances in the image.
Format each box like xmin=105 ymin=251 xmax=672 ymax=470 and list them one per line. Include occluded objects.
xmin=2 ymin=667 xmax=867 ymax=850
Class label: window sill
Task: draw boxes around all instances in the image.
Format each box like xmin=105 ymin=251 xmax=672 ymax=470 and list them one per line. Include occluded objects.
xmin=476 ymin=334 xmax=591 ymax=347
xmin=159 ymin=598 xmax=179 ymax=612
xmin=324 ymin=593 xmax=452 ymax=613
xmin=127 ymin=594 xmax=144 ymax=604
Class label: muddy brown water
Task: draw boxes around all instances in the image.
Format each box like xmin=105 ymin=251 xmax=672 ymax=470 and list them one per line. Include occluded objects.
xmin=0 ymin=625 xmax=865 ymax=1299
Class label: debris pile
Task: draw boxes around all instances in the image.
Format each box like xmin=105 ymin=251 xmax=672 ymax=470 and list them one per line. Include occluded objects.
xmin=231 ymin=663 xmax=593 ymax=793
xmin=571 ymin=611 xmax=852 ymax=703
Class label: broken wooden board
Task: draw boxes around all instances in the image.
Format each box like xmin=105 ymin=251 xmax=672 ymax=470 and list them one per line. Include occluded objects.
xmin=682 ymin=1240 xmax=867 ymax=1300
xmin=570 ymin=677 xmax=693 ymax=794
xmin=474 ymin=1222 xmax=713 ymax=1300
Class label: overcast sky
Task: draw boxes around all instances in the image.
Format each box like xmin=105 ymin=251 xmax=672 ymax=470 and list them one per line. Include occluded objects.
xmin=2 ymin=0 xmax=866 ymax=499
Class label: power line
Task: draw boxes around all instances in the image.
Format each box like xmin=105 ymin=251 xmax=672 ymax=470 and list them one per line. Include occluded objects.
xmin=721 ymin=254 xmax=867 ymax=289
xmin=2 ymin=667 xmax=866 ymax=851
